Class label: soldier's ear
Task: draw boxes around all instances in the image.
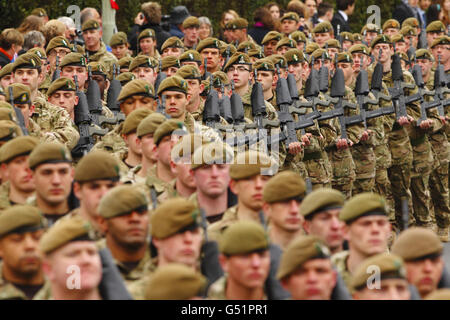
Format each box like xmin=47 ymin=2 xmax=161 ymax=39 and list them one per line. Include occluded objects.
xmin=229 ymin=179 xmax=238 ymax=195
xmin=73 ymin=182 xmax=82 ymax=200
xmin=97 ymin=216 xmax=108 ymax=234
xmin=303 ymin=219 xmax=311 ymax=234
xmin=218 ymin=254 xmax=229 ymax=273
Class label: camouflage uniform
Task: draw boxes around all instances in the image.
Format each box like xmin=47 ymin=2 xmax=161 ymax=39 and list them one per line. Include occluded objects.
xmin=92 ymin=122 xmax=127 ymax=154
xmin=330 ymin=250 xmax=352 ymax=290
xmin=121 ymin=164 xmax=146 ymax=185
xmin=85 ymin=42 xmax=118 ymax=78
xmin=113 ymin=150 xmax=135 ymax=177
xmin=0 ymin=262 xmax=47 ymax=300
xmin=0 ymin=181 xmax=13 ymax=210
xmin=207 ymin=275 xmax=267 ymax=300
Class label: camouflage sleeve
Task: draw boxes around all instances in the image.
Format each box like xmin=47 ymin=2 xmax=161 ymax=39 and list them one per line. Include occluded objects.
xmin=365 ymin=92 xmax=385 ymax=147
xmin=343 ymin=88 xmax=364 ymax=144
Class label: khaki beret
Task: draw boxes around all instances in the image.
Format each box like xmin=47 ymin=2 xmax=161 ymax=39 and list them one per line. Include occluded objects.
xmin=300 ymin=188 xmax=345 ymax=218
xmin=0 ymin=205 xmax=45 ymax=238
xmin=136 ymin=112 xmax=166 ymax=138
xmin=40 ymin=215 xmax=93 ymax=254
xmin=118 ymin=56 xmax=133 ymax=69
xmin=415 ymin=49 xmax=434 ymax=61
xmin=0 ymin=136 xmax=39 ymax=163
xmin=6 ymin=83 xmax=31 ymax=105
xmin=339 ymin=192 xmax=387 ymax=223
xmin=290 ymin=31 xmax=307 ymax=44
xmin=425 ymin=289 xmax=450 ymax=300
xmin=281 ymin=12 xmax=300 ymax=23
xmin=401 ymin=26 xmax=417 ymax=37
xmin=154 ymin=119 xmax=185 ymax=146
xmin=313 ymin=22 xmax=333 ymax=34
xmin=340 ymin=31 xmax=354 ymax=42
xmin=121 ymin=108 xmax=153 ymax=135
xmin=118 ymin=79 xmax=155 ymax=103
xmin=277 ymin=235 xmax=330 ymax=280
xmin=430 ymin=36 xmax=450 ymax=49
xmin=28 ymin=47 xmax=47 ymax=60
xmin=0 ymin=87 xmax=4 ymax=97
xmin=129 ymin=55 xmax=157 ymax=72
xmin=60 ymin=52 xmax=87 ymax=69
xmin=361 ymin=23 xmax=381 ymax=34
xmin=219 ymin=221 xmax=269 ymax=255
xmin=383 ymin=19 xmax=401 ymax=31
xmin=98 ymin=185 xmax=148 ymax=219
xmin=13 ymin=52 xmax=42 ymax=71
xmin=171 ymin=133 xmax=208 ymax=161
xmin=212 ymin=71 xmax=230 ymax=87
xmin=28 ymin=142 xmax=72 ymax=170
xmin=88 ymin=61 xmax=107 ymax=76
xmin=0 ymin=63 xmax=14 ymax=79
xmin=175 ymin=65 xmax=202 ymax=80
xmin=0 ymin=120 xmax=21 ymax=141
xmin=45 ymin=36 xmax=71 ymax=55
xmin=305 ymin=43 xmax=320 ymax=55
xmin=353 ymin=33 xmax=363 ymax=42
xmin=74 ymin=150 xmax=120 ymax=182
xmin=402 ymin=17 xmax=419 ymax=29
xmin=266 ymin=54 xmax=288 ymax=69
xmin=309 ymin=49 xmax=331 ymax=63
xmin=427 ymin=20 xmax=446 ymax=34
xmin=196 ymin=37 xmax=220 ymax=54
xmin=47 ymin=77 xmax=76 ymax=97
xmin=230 ymin=151 xmax=275 ymax=180
xmin=263 ymin=170 xmax=306 ymax=203
xmin=182 ymin=16 xmax=200 ymax=29
xmin=31 ymin=8 xmax=47 ymax=17
xmin=179 ymin=50 xmax=202 ymax=64
xmin=351 ymin=253 xmax=407 ymax=291
xmin=82 ymin=19 xmax=100 ymax=32
xmin=253 ymin=59 xmax=275 ymax=72
xmin=371 ymin=34 xmax=392 ymax=49
xmin=391 ymin=34 xmax=405 ymax=44
xmin=237 ymin=41 xmax=257 ymax=53
xmin=191 ymin=141 xmax=234 ymax=170
xmin=248 ymin=48 xmax=264 ymax=59
xmin=117 ymin=72 xmax=136 ymax=86
xmin=284 ymin=49 xmax=305 ymax=64
xmin=144 ymin=264 xmax=207 ymax=300
xmin=276 ymin=38 xmax=297 ymax=51
xmin=151 ymin=197 xmax=201 ymax=239
xmin=398 ymin=51 xmax=410 ymax=63
xmin=110 ymin=32 xmax=128 ymax=47
xmin=161 ymin=56 xmax=181 ymax=71
xmin=219 ymin=43 xmax=237 ymax=57
xmin=137 ymin=29 xmax=155 ymax=43
xmin=261 ymin=31 xmax=282 ymax=45
xmin=325 ymin=39 xmax=341 ymax=49
xmin=336 ymin=52 xmax=353 ymax=63
xmin=225 ymin=18 xmax=248 ymax=30
xmin=391 ymin=227 xmax=443 ymax=261
xmin=161 ymin=37 xmax=184 ymax=52
xmin=223 ymin=52 xmax=251 ymax=72
xmin=157 ymin=75 xmax=188 ymax=96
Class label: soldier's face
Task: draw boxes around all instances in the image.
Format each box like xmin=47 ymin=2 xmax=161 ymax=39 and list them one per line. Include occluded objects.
xmin=201 ymin=48 xmax=221 ymax=71
xmin=288 ymin=62 xmax=304 ymax=83
xmin=48 ymin=48 xmax=71 ymax=70
xmin=338 ymin=62 xmax=353 ymax=82
xmin=48 ymin=90 xmax=78 ymax=117
xmin=164 ymin=67 xmax=179 ymax=77
xmin=82 ymin=29 xmax=102 ymax=49
xmin=153 ymin=228 xmax=203 ymax=268
xmin=139 ymin=38 xmax=154 ymax=56
xmin=264 ymin=199 xmax=303 ymax=233
xmin=226 ymin=64 xmax=250 ymax=90
xmin=353 ymin=278 xmax=411 ymax=300
xmin=281 ymin=259 xmax=337 ymax=300
xmin=74 ymin=180 xmax=119 ymax=220
xmin=344 ymin=215 xmax=391 ymax=256
xmin=192 ymin=164 xmax=230 ymax=198
xmin=414 ymin=59 xmax=433 ymax=77
xmin=14 ymin=68 xmax=41 ymax=92
xmin=104 ymin=210 xmax=149 ymax=249
xmin=186 ymin=79 xmax=203 ymax=109
xmin=155 ymin=135 xmax=175 ymax=167
xmin=132 ymin=66 xmax=156 ymax=85
xmin=342 ymin=41 xmax=353 ymax=51
xmin=373 ymin=44 xmax=392 ymax=64
xmin=44 ymin=241 xmax=102 ymax=291
xmin=2 ymin=155 xmax=35 ymax=193
xmin=0 ymin=74 xmax=14 ymax=90
xmin=431 ymin=44 xmax=450 ymax=64
xmin=395 ymin=41 xmax=407 ymax=54
xmin=162 ymin=47 xmax=183 ymax=58
xmin=14 ymin=103 xmax=33 ymax=127
xmin=404 ymin=256 xmax=444 ymax=298
xmin=184 ymin=27 xmax=199 ymax=43
xmin=221 ymin=250 xmax=270 ymax=290
xmin=0 ymin=230 xmax=44 ymax=277
xmin=303 ymin=209 xmax=345 ymax=252
xmin=91 ymin=74 xmax=108 ymax=94
xmin=351 ymin=53 xmax=369 ymax=73
xmin=123 ymin=132 xmax=141 ymax=156
xmin=264 ymin=40 xmax=278 ymax=56
xmin=327 ymin=48 xmax=339 ymax=59
xmin=427 ymin=32 xmax=444 ymax=48
xmin=171 ymin=160 xmax=196 ymax=190
xmin=137 ymin=134 xmax=155 ymax=163
xmin=384 ymin=28 xmax=399 ymax=38
xmin=61 ymin=66 xmax=88 ymax=89
xmin=162 ymin=91 xmax=189 ymax=119
xmin=256 ymin=70 xmax=276 ymax=93
xmin=365 ymin=32 xmax=378 ymax=46
xmin=32 ymin=163 xmax=74 ymax=207
xmin=120 ymin=95 xmax=156 ymax=116
xmin=314 ymin=33 xmax=332 ymax=48
xmin=230 ymin=29 xmax=247 ymax=44
xmin=230 ymin=175 xmax=270 ymax=212
xmin=281 ymin=20 xmax=299 ymax=35
xmin=112 ymin=44 xmax=128 ymax=60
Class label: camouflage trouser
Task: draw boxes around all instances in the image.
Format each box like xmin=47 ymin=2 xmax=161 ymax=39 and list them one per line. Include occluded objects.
xmin=410 ymin=173 xmax=434 ymax=227
xmin=332 ymin=179 xmax=354 ymax=199
xmin=329 ymin=149 xmax=355 ymax=200
xmin=304 ymin=154 xmax=331 ymax=188
xmin=312 ymin=182 xmax=332 ymax=191
xmin=375 ymin=167 xmax=396 ymax=226
xmin=388 ymin=164 xmax=415 ymax=229
xmin=430 ymin=163 xmax=450 ymax=228
xmin=352 ymin=178 xmax=375 ymax=195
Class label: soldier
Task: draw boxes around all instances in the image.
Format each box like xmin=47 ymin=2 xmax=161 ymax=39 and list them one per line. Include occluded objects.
xmin=175 ymin=65 xmax=204 ymax=119
xmin=179 ymin=49 xmax=202 ymax=68
xmin=277 ymin=235 xmax=336 ymax=300
xmin=253 ymin=59 xmax=278 ymax=106
xmin=129 ymin=55 xmax=157 ymax=86
xmin=340 ymin=32 xmax=354 ymax=51
xmin=60 ymin=52 xmax=89 ymax=90
xmin=331 ymin=193 xmax=392 ymax=289
xmin=402 ymin=17 xmax=422 ymax=50
xmin=224 ymin=18 xmax=254 ymax=46
xmin=137 ymin=29 xmax=159 ymax=59
xmin=392 ymin=228 xmax=446 ymax=299
xmin=118 ymin=56 xmax=133 ymax=73
xmin=208 ymin=221 xmax=270 ymax=300
xmin=325 ymin=39 xmax=341 ymax=58
xmin=110 ymin=32 xmax=130 ymax=60
xmin=391 ymin=34 xmax=408 ymax=55
xmin=182 ymin=17 xmax=200 ymax=50
xmin=275 ymin=38 xmax=297 ymax=56
xmin=280 ymin=12 xmax=302 ymax=37
xmin=382 ymin=19 xmax=401 ymax=38
xmin=197 ymin=37 xmax=222 ymax=74
xmin=0 ymin=137 xmax=38 ymax=209
xmin=301 ymin=188 xmax=346 ymax=255
xmin=290 ymin=31 xmax=308 ymax=52
xmin=262 ymin=171 xmax=306 ymax=250
xmin=401 ymin=26 xmax=418 ymax=54
xmin=161 ymin=55 xmax=181 ymax=77
xmin=0 ymin=63 xmax=14 ymax=90
xmin=46 ymin=77 xmax=78 ymax=121
xmin=361 ymin=23 xmax=380 ymax=46
xmin=351 ymin=253 xmax=411 ymax=300
xmin=45 ymin=36 xmax=72 ymax=82
xmin=430 ymin=36 xmax=450 ymax=71
xmin=0 ymin=205 xmax=47 ymax=299
xmin=312 ymin=22 xmax=334 ymax=48
xmin=425 ymin=21 xmax=446 ymax=49
xmin=160 ymin=37 xmax=185 ymax=58
xmin=261 ymin=31 xmax=282 ymax=57
xmin=27 ymin=142 xmax=73 ymax=225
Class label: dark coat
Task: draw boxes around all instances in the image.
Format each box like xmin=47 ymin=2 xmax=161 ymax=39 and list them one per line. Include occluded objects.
xmin=392 ymin=2 xmax=418 ymax=26
xmin=128 ymin=23 xmax=171 ymax=54
xmin=248 ymin=26 xmax=271 ymax=46
xmin=0 ymin=51 xmax=11 ymax=68
xmin=331 ymin=11 xmax=351 ymax=35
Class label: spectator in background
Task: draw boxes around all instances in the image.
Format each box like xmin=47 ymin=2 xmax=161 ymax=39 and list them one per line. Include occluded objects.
xmin=418 ymin=0 xmax=431 ymax=27
xmin=42 ymin=20 xmax=66 ymax=45
xmin=331 ymin=0 xmax=355 ymax=35
xmin=58 ymin=17 xmax=77 ymax=44
xmin=80 ymin=7 xmax=102 ymax=27
xmin=22 ymin=31 xmax=46 ymax=51
xmin=304 ymin=0 xmax=318 ymax=27
xmin=17 ymin=15 xmax=44 ymax=35
xmin=248 ymin=7 xmax=278 ymax=45
xmin=265 ymin=2 xmax=282 ymax=21
xmin=287 ymin=0 xmax=312 ymax=32
xmin=0 ymin=29 xmax=24 ymax=67
xmin=393 ymin=0 xmax=422 ymax=26
xmin=318 ymin=2 xmax=334 ymax=23
xmin=198 ymin=17 xmax=213 ymax=40
xmin=440 ymin=0 xmax=450 ymax=26
xmin=169 ymin=6 xmax=190 ymax=38
xmin=219 ymin=10 xmax=239 ymax=41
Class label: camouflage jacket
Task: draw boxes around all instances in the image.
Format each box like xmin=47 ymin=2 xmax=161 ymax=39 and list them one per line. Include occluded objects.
xmin=330 ymin=250 xmax=352 ymax=291
xmin=0 ymin=181 xmax=12 ymax=210
xmin=0 ymin=262 xmax=47 ymax=300
xmin=207 ymin=275 xmax=267 ymax=300
xmin=85 ymin=42 xmax=118 ymax=78
xmin=92 ymin=122 xmax=126 ymax=154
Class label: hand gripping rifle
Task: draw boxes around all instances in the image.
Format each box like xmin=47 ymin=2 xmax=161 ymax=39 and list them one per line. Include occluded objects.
xmin=106 ymin=64 xmax=125 ymax=123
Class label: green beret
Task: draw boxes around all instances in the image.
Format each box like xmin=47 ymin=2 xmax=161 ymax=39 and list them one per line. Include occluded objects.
xmin=225 ymin=18 xmax=248 ymax=30
xmin=211 ymin=71 xmax=230 ymax=87
xmin=0 ymin=120 xmax=21 ymax=141
xmin=179 ymin=50 xmax=202 ymax=64
xmin=309 ymin=49 xmax=330 ymax=63
xmin=74 ymin=150 xmax=120 ymax=182
xmin=230 ymin=151 xmax=275 ymax=180
xmin=0 ymin=102 xmax=15 ymax=116
xmin=401 ymin=26 xmax=417 ymax=37
xmin=82 ymin=19 xmax=100 ymax=32
xmin=398 ymin=51 xmax=410 ymax=64
xmin=45 ymin=36 xmax=71 ymax=55
xmin=13 ymin=52 xmax=42 ymax=71
xmin=31 ymin=8 xmax=47 ymax=17
xmin=88 ymin=61 xmax=107 ymax=77
xmin=427 ymin=20 xmax=446 ymax=34
xmin=118 ymin=56 xmax=133 ymax=69
xmin=353 ymin=33 xmax=363 ymax=42
xmin=402 ymin=17 xmax=419 ymax=29
xmin=6 ymin=83 xmax=31 ymax=105
xmin=98 ymin=185 xmax=148 ymax=219
xmin=151 ymin=197 xmax=201 ymax=239
xmin=425 ymin=289 xmax=450 ymax=300
xmin=60 ymin=52 xmax=87 ymax=69
xmin=0 ymin=205 xmax=45 ymax=238
xmin=144 ymin=264 xmax=207 ymax=300
xmin=383 ymin=19 xmax=401 ymax=31
xmin=0 ymin=63 xmax=13 ymax=79
xmin=223 ymin=52 xmax=251 ymax=72
xmin=0 ymin=136 xmax=39 ymax=163
xmin=430 ymin=36 xmax=450 ymax=48
xmin=171 ymin=133 xmax=208 ymax=160
xmin=118 ymin=79 xmax=155 ymax=103
xmin=361 ymin=23 xmax=381 ymax=34
xmin=40 ymin=215 xmax=93 ymax=254
xmin=415 ymin=48 xmax=434 ymax=61
xmin=237 ymin=41 xmax=257 ymax=53
xmin=391 ymin=34 xmax=405 ymax=44
xmin=351 ymin=253 xmax=406 ymax=291
xmin=348 ymin=43 xmax=370 ymax=56
xmin=196 ymin=37 xmax=220 ymax=53
xmin=129 ymin=55 xmax=157 ymax=72
xmin=371 ymin=34 xmax=392 ymax=49
xmin=277 ymin=235 xmax=330 ymax=280
xmin=253 ymin=59 xmax=275 ymax=72
xmin=191 ymin=141 xmax=234 ymax=170
xmin=305 ymin=43 xmax=320 ymax=55
xmin=154 ymin=119 xmax=184 ymax=146
xmin=47 ymin=77 xmax=76 ymax=97
xmin=290 ymin=31 xmax=307 ymax=44
xmin=219 ymin=221 xmax=269 ymax=255
xmin=161 ymin=56 xmax=181 ymax=71
xmin=110 ymin=32 xmax=128 ymax=47
xmin=161 ymin=37 xmax=184 ymax=52
xmin=313 ymin=22 xmax=333 ymax=34
xmin=284 ymin=49 xmax=305 ymax=64
xmin=182 ymin=16 xmax=200 ymax=29
xmin=122 ymin=108 xmax=153 ymax=135
xmin=138 ymin=29 xmax=155 ymax=43
xmin=219 ymin=43 xmax=237 ymax=57
xmin=336 ymin=52 xmax=353 ymax=63
xmin=300 ymin=188 xmax=345 ymax=218
xmin=391 ymin=227 xmax=443 ymax=261
xmin=266 ymin=54 xmax=288 ymax=69
xmin=248 ymin=48 xmax=265 ymax=59
xmin=157 ymin=75 xmax=188 ymax=96
xmin=263 ymin=171 xmax=306 ymax=203
xmin=325 ymin=39 xmax=341 ymax=49
xmin=175 ymin=65 xmax=202 ymax=80
xmin=28 ymin=47 xmax=47 ymax=60
xmin=281 ymin=12 xmax=300 ymax=23
xmin=340 ymin=31 xmax=354 ymax=42
xmin=136 ymin=112 xmax=166 ymax=138
xmin=276 ymin=38 xmax=297 ymax=51
xmin=116 ymin=72 xmax=136 ymax=86
xmin=339 ymin=192 xmax=387 ymax=224
xmin=262 ymin=31 xmax=283 ymax=45
xmin=28 ymin=142 xmax=72 ymax=170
